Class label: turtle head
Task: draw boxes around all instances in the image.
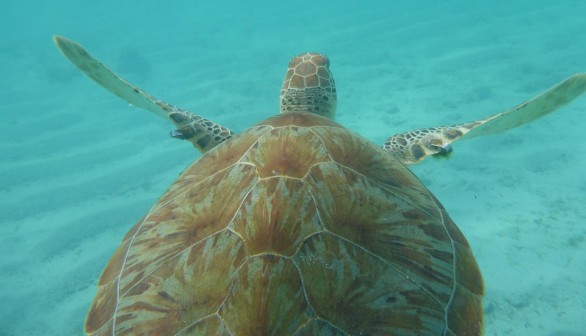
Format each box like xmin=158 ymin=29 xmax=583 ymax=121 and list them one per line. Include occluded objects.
xmin=280 ymin=52 xmax=337 ymax=120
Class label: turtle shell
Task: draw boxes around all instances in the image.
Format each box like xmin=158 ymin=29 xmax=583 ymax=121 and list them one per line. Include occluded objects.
xmin=85 ymin=112 xmax=484 ymax=336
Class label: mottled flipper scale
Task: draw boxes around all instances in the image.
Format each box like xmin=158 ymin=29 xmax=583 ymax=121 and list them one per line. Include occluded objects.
xmin=53 ymin=35 xmax=233 ymax=153
xmin=385 ymin=73 xmax=586 ymax=164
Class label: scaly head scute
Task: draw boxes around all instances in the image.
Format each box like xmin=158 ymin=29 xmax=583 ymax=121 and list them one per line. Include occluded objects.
xmin=280 ymin=52 xmax=337 ymax=120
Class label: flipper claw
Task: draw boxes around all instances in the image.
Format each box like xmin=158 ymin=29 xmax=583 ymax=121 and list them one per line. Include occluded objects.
xmin=170 ymin=129 xmax=185 ymax=139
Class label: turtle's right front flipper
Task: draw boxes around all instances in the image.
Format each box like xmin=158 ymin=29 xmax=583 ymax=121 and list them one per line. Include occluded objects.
xmin=53 ymin=35 xmax=232 ymax=154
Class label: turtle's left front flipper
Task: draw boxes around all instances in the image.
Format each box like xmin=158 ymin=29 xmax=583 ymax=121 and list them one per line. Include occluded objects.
xmin=53 ymin=35 xmax=233 ymax=154
xmin=384 ymin=73 xmax=586 ymax=165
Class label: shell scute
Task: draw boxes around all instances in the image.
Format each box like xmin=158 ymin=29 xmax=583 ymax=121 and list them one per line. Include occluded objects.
xmin=219 ymin=256 xmax=312 ymax=335
xmin=294 ymin=233 xmax=444 ymax=335
xmin=155 ymin=125 xmax=270 ymax=207
xmin=241 ymin=126 xmax=330 ymax=179
xmin=176 ymin=315 xmax=230 ymax=335
xmin=306 ymin=161 xmax=454 ymax=307
xmin=85 ymin=280 xmax=117 ymax=334
xmin=117 ymin=163 xmax=258 ymax=295
xmin=231 ymin=177 xmax=322 ymax=256
xmin=115 ymin=230 xmax=246 ymax=335
xmin=310 ymin=126 xmax=442 ymax=219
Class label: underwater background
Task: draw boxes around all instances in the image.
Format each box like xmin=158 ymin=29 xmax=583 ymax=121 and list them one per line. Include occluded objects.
xmin=1 ymin=0 xmax=585 ymax=335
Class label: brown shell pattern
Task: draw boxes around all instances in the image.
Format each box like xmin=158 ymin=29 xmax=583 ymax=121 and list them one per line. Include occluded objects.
xmin=85 ymin=112 xmax=483 ymax=336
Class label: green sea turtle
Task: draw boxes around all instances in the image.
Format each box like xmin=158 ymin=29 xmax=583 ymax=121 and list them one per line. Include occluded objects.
xmin=54 ymin=35 xmax=586 ymax=336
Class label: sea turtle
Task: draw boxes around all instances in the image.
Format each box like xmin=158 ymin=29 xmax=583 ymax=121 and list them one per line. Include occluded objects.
xmin=54 ymin=35 xmax=586 ymax=336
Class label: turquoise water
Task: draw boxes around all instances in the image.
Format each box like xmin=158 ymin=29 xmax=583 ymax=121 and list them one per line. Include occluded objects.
xmin=1 ymin=1 xmax=585 ymax=335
